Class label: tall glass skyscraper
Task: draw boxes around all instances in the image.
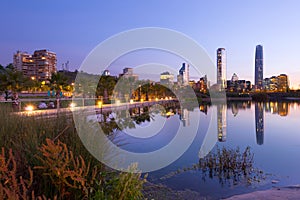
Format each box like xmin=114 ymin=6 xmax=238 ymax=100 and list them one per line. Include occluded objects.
xmin=217 ymin=48 xmax=226 ymax=90
xmin=178 ymin=63 xmax=189 ymax=86
xmin=255 ymin=45 xmax=263 ymax=90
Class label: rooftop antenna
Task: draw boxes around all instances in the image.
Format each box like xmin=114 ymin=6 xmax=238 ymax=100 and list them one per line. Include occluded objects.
xmin=66 ymin=61 xmax=69 ymax=71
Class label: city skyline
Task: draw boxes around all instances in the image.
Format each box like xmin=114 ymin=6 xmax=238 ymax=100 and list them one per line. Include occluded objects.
xmin=6 ymin=47 xmax=291 ymax=93
xmin=1 ymin=1 xmax=300 ymax=88
xmin=6 ymin=46 xmax=292 ymax=94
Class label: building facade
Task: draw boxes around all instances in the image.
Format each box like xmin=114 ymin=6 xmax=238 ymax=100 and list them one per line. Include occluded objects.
xmin=13 ymin=51 xmax=31 ymax=72
xmin=277 ymin=74 xmax=289 ymax=92
xmin=226 ymin=73 xmax=251 ymax=92
xmin=198 ymin=75 xmax=208 ymax=93
xmin=160 ymin=71 xmax=174 ymax=85
xmin=263 ymin=74 xmax=289 ymax=92
xmin=13 ymin=50 xmax=57 ymax=81
xmin=255 ymin=45 xmax=263 ymax=90
xmin=177 ymin=63 xmax=189 ymax=86
xmin=217 ymin=48 xmax=226 ymax=90
xmin=119 ymin=67 xmax=139 ymax=81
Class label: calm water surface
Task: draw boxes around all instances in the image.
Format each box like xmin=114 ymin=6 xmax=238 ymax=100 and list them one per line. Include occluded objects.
xmin=107 ymin=101 xmax=300 ymax=199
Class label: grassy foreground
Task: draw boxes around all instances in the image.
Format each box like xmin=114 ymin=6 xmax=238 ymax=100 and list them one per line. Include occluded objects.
xmin=0 ymin=104 xmax=146 ymax=200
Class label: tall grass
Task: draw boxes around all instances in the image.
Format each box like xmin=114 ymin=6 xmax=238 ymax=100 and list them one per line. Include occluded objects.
xmin=0 ymin=103 xmax=146 ymax=199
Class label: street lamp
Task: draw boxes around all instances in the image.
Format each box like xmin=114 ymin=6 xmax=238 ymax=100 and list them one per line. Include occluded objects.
xmin=98 ymin=101 xmax=103 ymax=113
xmin=138 ymin=84 xmax=141 ymax=101
xmin=25 ymin=105 xmax=34 ymax=111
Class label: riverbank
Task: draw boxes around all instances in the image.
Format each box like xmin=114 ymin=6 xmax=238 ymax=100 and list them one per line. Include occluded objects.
xmin=143 ymin=182 xmax=206 ymax=200
xmin=143 ymin=183 xmax=300 ymax=200
xmin=225 ymin=185 xmax=300 ymax=200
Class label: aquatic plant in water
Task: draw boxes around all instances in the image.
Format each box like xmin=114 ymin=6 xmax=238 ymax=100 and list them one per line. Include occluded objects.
xmin=161 ymin=146 xmax=266 ymax=186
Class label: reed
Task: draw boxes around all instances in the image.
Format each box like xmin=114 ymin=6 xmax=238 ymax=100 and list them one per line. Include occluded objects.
xmin=0 ymin=103 xmax=146 ymax=199
xmin=161 ymin=146 xmax=265 ymax=186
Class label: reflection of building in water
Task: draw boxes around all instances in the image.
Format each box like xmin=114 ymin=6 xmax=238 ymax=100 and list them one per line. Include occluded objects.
xmin=199 ymin=104 xmax=208 ymax=115
xmin=227 ymin=101 xmax=252 ymax=117
xmin=231 ymin=103 xmax=238 ymax=117
xmin=255 ymin=102 xmax=264 ymax=145
xmin=278 ymin=102 xmax=289 ymax=116
xmin=264 ymin=102 xmax=289 ymax=116
xmin=217 ymin=104 xmax=227 ymax=142
xmin=179 ymin=108 xmax=190 ymax=127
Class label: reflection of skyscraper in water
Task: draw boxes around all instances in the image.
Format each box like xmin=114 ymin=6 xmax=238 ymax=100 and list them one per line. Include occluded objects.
xmin=179 ymin=108 xmax=190 ymax=127
xmin=217 ymin=104 xmax=227 ymax=142
xmin=255 ymin=102 xmax=264 ymax=145
xmin=231 ymin=103 xmax=239 ymax=117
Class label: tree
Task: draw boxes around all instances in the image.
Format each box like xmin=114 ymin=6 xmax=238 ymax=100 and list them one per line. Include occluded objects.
xmin=22 ymin=77 xmax=40 ymax=92
xmin=49 ymin=72 xmax=69 ymax=91
xmin=74 ymin=72 xmax=99 ymax=98
xmin=0 ymin=64 xmax=26 ymax=92
xmin=96 ymin=75 xmax=117 ymax=101
xmin=0 ymin=64 xmax=4 ymax=72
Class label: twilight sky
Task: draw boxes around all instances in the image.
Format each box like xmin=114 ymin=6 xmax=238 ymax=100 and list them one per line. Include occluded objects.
xmin=1 ymin=1 xmax=300 ymax=87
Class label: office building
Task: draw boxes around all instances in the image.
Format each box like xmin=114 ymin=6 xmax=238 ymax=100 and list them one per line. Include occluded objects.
xmin=160 ymin=71 xmax=174 ymax=85
xmin=177 ymin=63 xmax=189 ymax=86
xmin=217 ymin=48 xmax=226 ymax=90
xmin=119 ymin=67 xmax=138 ymax=81
xmin=255 ymin=45 xmax=263 ymax=90
xmin=198 ymin=75 xmax=208 ymax=93
xmin=263 ymin=74 xmax=289 ymax=92
xmin=227 ymin=73 xmax=251 ymax=92
xmin=277 ymin=74 xmax=289 ymax=92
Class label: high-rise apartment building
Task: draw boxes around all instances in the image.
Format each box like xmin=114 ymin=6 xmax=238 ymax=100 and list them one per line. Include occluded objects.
xmin=217 ymin=48 xmax=226 ymax=90
xmin=13 ymin=51 xmax=31 ymax=72
xmin=255 ymin=45 xmax=263 ymax=90
xmin=13 ymin=50 xmax=57 ymax=81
